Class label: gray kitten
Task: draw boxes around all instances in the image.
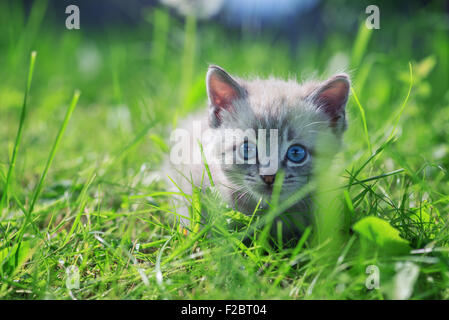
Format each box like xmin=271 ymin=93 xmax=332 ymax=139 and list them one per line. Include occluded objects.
xmin=166 ymin=65 xmax=350 ymax=241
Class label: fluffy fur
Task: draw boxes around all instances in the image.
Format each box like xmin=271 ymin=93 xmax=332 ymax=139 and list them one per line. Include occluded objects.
xmin=165 ymin=65 xmax=350 ymax=241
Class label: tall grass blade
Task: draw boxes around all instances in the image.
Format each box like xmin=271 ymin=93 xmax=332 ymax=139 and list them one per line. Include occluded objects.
xmin=16 ymin=90 xmax=81 ymax=245
xmin=1 ymin=51 xmax=37 ymax=216
xmin=351 ymin=87 xmax=372 ymax=155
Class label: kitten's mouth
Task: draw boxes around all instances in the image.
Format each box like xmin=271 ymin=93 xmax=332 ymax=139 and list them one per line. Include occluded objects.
xmin=252 ymin=185 xmax=273 ymax=199
xmin=263 ymin=186 xmax=273 ymax=195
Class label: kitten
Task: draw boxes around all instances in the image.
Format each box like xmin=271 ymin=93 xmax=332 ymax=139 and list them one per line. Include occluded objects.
xmin=166 ymin=65 xmax=350 ymax=241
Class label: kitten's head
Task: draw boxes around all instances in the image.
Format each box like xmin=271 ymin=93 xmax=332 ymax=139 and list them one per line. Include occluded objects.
xmin=206 ymin=65 xmax=350 ymax=212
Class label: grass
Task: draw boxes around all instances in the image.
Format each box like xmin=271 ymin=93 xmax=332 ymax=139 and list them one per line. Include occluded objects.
xmin=1 ymin=2 xmax=449 ymax=299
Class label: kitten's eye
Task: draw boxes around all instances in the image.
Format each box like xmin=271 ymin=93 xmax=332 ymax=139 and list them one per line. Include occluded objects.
xmin=286 ymin=145 xmax=307 ymax=163
xmin=239 ymin=142 xmax=257 ymax=160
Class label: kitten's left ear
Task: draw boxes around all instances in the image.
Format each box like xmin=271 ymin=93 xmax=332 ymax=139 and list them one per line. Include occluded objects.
xmin=309 ymin=73 xmax=351 ymax=132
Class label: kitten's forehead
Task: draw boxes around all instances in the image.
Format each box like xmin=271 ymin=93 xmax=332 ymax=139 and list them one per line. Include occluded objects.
xmin=243 ymin=77 xmax=316 ymax=112
xmin=230 ymin=78 xmax=325 ymax=138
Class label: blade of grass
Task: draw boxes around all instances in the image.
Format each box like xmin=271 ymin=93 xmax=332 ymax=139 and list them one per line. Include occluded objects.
xmin=351 ymin=23 xmax=372 ymax=68
xmin=347 ymin=136 xmax=396 ymax=191
xmin=1 ymin=51 xmax=37 ymax=215
xmin=387 ymin=62 xmax=413 ymax=141
xmin=272 ymin=226 xmax=312 ymax=286
xmin=16 ymin=90 xmax=81 ymax=246
xmin=351 ymin=87 xmax=372 ymax=155
xmin=28 ymin=90 xmax=81 ymax=215
xmin=63 ymin=170 xmax=96 ymax=246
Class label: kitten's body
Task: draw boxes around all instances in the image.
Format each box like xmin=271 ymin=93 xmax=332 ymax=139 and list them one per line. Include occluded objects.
xmin=166 ymin=66 xmax=350 ymax=241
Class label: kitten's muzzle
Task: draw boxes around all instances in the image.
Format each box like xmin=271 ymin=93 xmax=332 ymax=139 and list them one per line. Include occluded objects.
xmin=260 ymin=175 xmax=275 ymax=186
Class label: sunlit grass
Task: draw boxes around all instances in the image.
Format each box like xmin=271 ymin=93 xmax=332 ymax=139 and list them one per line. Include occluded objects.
xmin=1 ymin=2 xmax=449 ymax=300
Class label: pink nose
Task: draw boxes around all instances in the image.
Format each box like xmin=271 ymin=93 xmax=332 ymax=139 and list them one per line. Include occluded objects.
xmin=260 ymin=175 xmax=275 ymax=185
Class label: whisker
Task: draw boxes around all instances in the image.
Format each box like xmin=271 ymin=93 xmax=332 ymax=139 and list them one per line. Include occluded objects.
xmin=301 ymin=120 xmax=329 ymax=129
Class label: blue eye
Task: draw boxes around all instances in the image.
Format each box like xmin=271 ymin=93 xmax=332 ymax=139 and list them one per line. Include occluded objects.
xmin=286 ymin=145 xmax=307 ymax=163
xmin=240 ymin=142 xmax=257 ymax=160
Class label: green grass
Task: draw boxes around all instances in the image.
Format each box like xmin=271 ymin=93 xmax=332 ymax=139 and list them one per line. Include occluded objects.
xmin=1 ymin=2 xmax=449 ymax=299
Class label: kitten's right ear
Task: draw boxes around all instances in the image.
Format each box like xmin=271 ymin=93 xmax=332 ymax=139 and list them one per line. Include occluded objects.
xmin=206 ymin=65 xmax=247 ymax=128
xmin=308 ymin=73 xmax=351 ymax=133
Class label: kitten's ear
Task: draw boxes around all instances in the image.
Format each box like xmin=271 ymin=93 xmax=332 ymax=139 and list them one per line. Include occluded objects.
xmin=309 ymin=73 xmax=351 ymax=131
xmin=206 ymin=65 xmax=247 ymax=127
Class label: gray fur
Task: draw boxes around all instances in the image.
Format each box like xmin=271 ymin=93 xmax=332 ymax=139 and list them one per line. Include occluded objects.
xmin=165 ymin=65 xmax=350 ymax=241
